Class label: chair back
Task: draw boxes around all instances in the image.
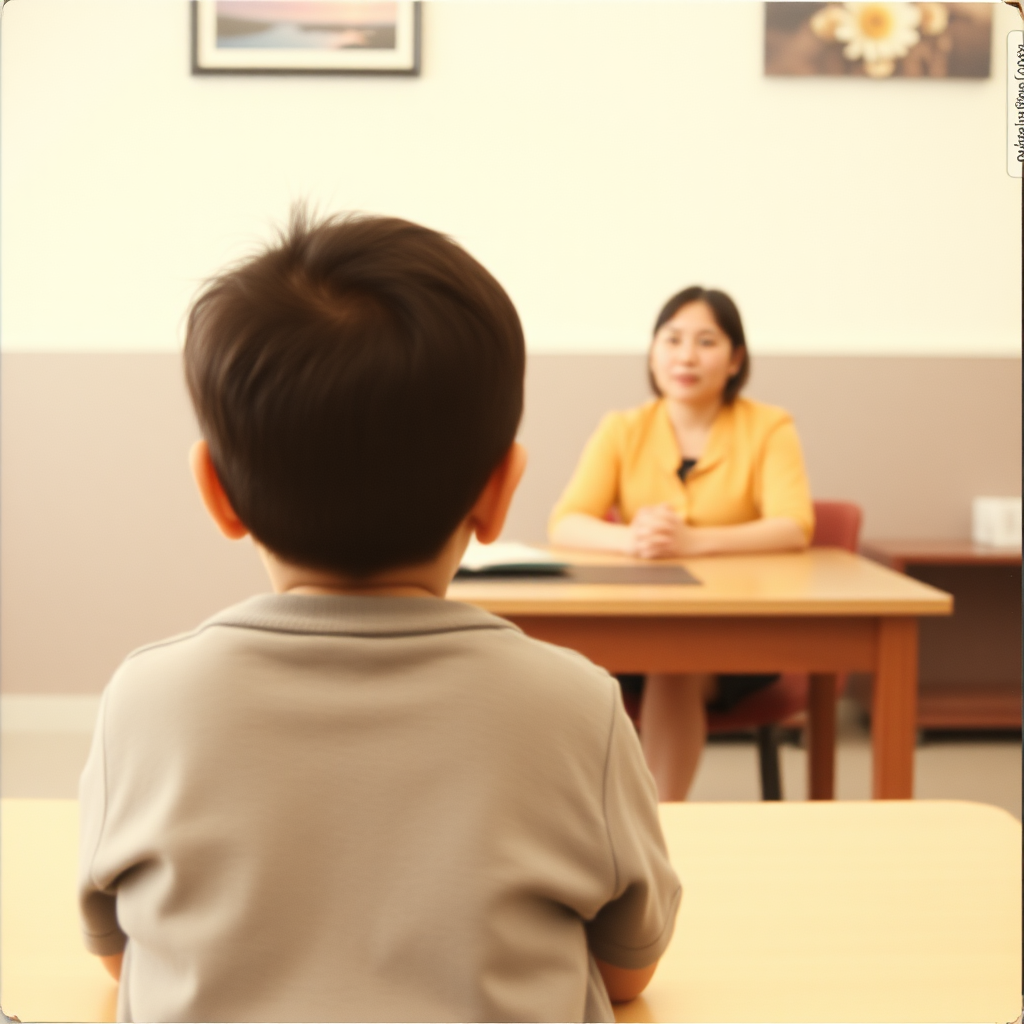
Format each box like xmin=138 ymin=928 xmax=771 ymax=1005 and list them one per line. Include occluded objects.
xmin=811 ymin=501 xmax=862 ymax=553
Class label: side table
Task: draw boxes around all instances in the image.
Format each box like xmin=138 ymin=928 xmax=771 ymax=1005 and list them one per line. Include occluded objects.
xmin=860 ymin=540 xmax=1021 ymax=730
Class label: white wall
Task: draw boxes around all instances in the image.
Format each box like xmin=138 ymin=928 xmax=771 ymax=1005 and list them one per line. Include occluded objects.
xmin=2 ymin=0 xmax=1020 ymax=355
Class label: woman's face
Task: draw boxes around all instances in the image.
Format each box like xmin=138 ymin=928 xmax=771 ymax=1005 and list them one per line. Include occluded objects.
xmin=648 ymin=301 xmax=742 ymax=407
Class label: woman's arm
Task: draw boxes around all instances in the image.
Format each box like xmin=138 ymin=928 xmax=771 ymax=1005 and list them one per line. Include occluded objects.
xmin=549 ymin=512 xmax=633 ymax=554
xmin=757 ymin=419 xmax=815 ymax=544
xmin=552 ymin=507 xmax=807 ymax=559
xmin=676 ymin=515 xmax=808 ymax=557
xmin=548 ymin=413 xmax=625 ymax=544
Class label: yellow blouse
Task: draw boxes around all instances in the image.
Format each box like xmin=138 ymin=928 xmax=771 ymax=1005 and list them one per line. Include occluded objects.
xmin=549 ymin=398 xmax=815 ymax=541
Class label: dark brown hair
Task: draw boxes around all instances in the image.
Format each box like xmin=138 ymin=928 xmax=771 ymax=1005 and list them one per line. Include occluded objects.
xmin=647 ymin=286 xmax=750 ymax=404
xmin=184 ymin=209 xmax=525 ymax=577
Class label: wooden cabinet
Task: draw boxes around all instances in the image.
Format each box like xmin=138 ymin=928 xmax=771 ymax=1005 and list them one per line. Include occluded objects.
xmin=860 ymin=541 xmax=1021 ymax=730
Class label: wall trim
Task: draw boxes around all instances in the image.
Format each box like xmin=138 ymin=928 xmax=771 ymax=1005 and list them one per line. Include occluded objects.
xmin=1 ymin=695 xmax=101 ymax=734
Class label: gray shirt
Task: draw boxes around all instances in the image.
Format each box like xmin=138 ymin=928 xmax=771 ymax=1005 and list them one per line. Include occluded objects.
xmin=79 ymin=594 xmax=681 ymax=1022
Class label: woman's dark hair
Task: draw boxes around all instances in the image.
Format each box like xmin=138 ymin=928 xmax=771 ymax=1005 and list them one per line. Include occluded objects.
xmin=647 ymin=286 xmax=750 ymax=404
xmin=184 ymin=208 xmax=525 ymax=577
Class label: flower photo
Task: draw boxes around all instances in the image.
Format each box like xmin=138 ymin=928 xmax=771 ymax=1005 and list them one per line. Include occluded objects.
xmin=764 ymin=2 xmax=992 ymax=78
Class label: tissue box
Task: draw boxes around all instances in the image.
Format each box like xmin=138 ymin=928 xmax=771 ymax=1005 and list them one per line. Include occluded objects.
xmin=971 ymin=497 xmax=1022 ymax=549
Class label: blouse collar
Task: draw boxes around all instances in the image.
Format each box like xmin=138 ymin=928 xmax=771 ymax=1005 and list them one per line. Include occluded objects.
xmin=655 ymin=398 xmax=734 ymax=481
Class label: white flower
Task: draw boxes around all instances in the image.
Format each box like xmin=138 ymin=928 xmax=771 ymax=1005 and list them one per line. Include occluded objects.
xmin=810 ymin=5 xmax=846 ymax=41
xmin=917 ymin=2 xmax=949 ymax=37
xmin=834 ymin=3 xmax=921 ymax=64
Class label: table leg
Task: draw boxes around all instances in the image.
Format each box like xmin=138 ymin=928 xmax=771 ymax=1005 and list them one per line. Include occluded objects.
xmin=872 ymin=618 xmax=919 ymax=799
xmin=807 ymin=673 xmax=837 ymax=800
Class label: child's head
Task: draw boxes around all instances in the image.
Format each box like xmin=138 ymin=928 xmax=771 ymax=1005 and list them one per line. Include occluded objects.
xmin=184 ymin=209 xmax=525 ymax=578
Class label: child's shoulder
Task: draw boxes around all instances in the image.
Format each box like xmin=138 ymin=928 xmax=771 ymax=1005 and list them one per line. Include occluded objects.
xmin=98 ymin=597 xmax=273 ymax=728
xmin=468 ymin=612 xmax=618 ymax=699
xmin=104 ymin=593 xmax=618 ymax=732
xmin=427 ymin=599 xmax=621 ymax=734
xmin=111 ymin=594 xmax=272 ymax=681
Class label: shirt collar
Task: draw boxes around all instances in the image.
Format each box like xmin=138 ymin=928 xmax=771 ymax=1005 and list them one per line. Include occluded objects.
xmin=656 ymin=398 xmax=733 ymax=480
xmin=205 ymin=592 xmax=519 ymax=640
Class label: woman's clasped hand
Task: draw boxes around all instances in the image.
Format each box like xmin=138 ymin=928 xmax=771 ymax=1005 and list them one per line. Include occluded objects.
xmin=628 ymin=503 xmax=698 ymax=559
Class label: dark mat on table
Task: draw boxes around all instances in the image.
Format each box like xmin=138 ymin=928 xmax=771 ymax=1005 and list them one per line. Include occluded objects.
xmin=559 ymin=564 xmax=700 ymax=585
xmin=457 ymin=564 xmax=700 ymax=585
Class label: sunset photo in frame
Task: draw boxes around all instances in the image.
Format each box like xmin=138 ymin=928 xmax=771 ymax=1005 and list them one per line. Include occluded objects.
xmin=192 ymin=2 xmax=421 ymax=75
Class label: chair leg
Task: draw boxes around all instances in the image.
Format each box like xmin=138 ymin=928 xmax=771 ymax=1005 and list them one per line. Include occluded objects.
xmin=756 ymin=725 xmax=783 ymax=801
xmin=807 ymin=673 xmax=837 ymax=800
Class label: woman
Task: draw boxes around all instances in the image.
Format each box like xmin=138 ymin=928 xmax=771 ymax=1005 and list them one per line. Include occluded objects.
xmin=548 ymin=286 xmax=814 ymax=801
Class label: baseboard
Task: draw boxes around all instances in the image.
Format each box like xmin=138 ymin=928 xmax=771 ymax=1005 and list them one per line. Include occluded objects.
xmin=1 ymin=695 xmax=101 ymax=734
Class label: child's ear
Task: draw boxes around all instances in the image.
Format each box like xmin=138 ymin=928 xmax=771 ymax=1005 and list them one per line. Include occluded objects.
xmin=189 ymin=440 xmax=249 ymax=541
xmin=469 ymin=442 xmax=528 ymax=545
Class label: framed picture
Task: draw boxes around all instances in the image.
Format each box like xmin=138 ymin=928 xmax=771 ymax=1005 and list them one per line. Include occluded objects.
xmin=192 ymin=2 xmax=421 ymax=75
xmin=764 ymin=2 xmax=992 ymax=79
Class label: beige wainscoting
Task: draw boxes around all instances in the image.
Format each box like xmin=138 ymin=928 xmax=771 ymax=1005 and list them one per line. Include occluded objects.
xmin=1 ymin=353 xmax=1019 ymax=696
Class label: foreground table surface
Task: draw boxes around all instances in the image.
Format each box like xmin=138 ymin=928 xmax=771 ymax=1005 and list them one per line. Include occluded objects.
xmin=1 ymin=801 xmax=117 ymax=1023
xmin=623 ymin=800 xmax=1021 ymax=1023
xmin=3 ymin=799 xmax=1018 ymax=1023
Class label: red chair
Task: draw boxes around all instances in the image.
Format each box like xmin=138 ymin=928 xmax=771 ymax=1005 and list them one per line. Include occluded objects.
xmin=705 ymin=501 xmax=863 ymax=800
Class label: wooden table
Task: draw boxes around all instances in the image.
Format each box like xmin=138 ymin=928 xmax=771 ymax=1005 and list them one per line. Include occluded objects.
xmin=625 ymin=800 xmax=1022 ymax=1023
xmin=861 ymin=540 xmax=1022 ymax=730
xmin=3 ymin=799 xmax=1018 ymax=1024
xmin=450 ymin=548 xmax=952 ymax=800
xmin=1 ymin=802 xmax=118 ymax=1024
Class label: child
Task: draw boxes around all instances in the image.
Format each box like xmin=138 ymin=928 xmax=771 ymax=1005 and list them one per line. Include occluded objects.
xmin=78 ymin=211 xmax=681 ymax=1022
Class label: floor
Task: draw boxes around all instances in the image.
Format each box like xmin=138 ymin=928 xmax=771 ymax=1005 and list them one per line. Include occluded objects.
xmin=2 ymin=698 xmax=1020 ymax=819
xmin=690 ymin=699 xmax=1022 ymax=819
